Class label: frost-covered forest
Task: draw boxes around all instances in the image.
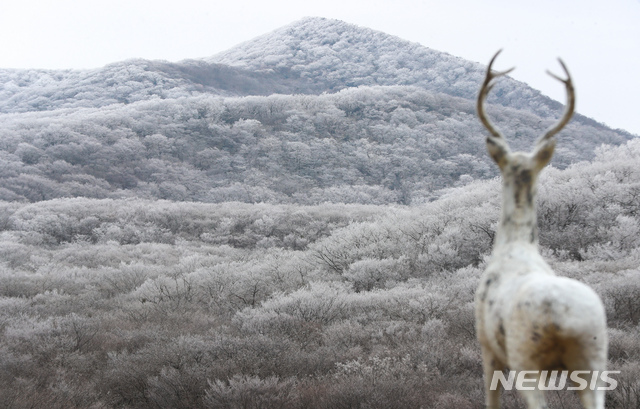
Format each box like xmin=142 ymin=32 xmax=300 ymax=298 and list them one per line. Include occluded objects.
xmin=1 ymin=141 xmax=639 ymax=408
xmin=0 ymin=86 xmax=631 ymax=205
xmin=0 ymin=16 xmax=639 ymax=409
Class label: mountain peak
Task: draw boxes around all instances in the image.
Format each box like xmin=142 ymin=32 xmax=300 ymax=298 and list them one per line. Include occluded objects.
xmin=209 ymin=16 xmax=436 ymax=75
xmin=208 ymin=17 xmax=557 ymax=116
xmin=210 ymin=17 xmax=472 ymax=94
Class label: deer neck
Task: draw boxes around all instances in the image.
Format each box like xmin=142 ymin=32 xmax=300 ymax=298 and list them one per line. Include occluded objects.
xmin=495 ymin=172 xmax=539 ymax=248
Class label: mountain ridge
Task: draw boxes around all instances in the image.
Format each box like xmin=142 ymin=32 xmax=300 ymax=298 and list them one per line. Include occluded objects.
xmin=0 ymin=58 xmax=325 ymax=114
xmin=1 ymin=17 xmax=623 ymax=135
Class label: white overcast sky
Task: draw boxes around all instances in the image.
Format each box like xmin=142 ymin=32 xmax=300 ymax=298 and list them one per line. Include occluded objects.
xmin=1 ymin=0 xmax=639 ymax=135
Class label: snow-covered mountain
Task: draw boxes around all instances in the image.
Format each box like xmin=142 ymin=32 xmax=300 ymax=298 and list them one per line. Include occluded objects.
xmin=209 ymin=17 xmax=572 ymax=119
xmin=0 ymin=17 xmax=633 ymax=204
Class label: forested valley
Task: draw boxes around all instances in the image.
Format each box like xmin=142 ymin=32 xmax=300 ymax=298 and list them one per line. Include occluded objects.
xmin=0 ymin=17 xmax=638 ymax=409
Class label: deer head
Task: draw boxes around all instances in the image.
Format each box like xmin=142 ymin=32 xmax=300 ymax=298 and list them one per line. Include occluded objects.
xmin=477 ymin=51 xmax=576 ymax=246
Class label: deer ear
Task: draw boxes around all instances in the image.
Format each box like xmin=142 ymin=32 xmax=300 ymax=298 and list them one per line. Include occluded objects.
xmin=532 ymin=137 xmax=556 ymax=171
xmin=486 ymin=135 xmax=510 ymax=170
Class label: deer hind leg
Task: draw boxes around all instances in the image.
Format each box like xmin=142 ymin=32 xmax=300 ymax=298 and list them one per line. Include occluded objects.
xmin=518 ymin=387 xmax=548 ymax=409
xmin=567 ymin=358 xmax=606 ymax=409
xmin=507 ymin=350 xmax=549 ymax=408
xmin=566 ymin=362 xmax=606 ymax=409
xmin=577 ymin=388 xmax=605 ymax=409
xmin=481 ymin=345 xmax=504 ymax=409
xmin=563 ymin=337 xmax=607 ymax=409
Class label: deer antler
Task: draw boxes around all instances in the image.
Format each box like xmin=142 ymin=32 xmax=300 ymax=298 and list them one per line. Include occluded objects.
xmin=478 ymin=50 xmax=576 ymax=143
xmin=540 ymin=58 xmax=575 ymax=141
xmin=477 ymin=49 xmax=514 ymax=139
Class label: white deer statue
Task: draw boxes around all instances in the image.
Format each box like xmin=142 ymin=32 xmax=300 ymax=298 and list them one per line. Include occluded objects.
xmin=474 ymin=51 xmax=608 ymax=409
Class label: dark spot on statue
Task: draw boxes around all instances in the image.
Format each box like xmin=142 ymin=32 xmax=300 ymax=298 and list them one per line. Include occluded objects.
xmin=519 ymin=170 xmax=532 ymax=184
xmin=531 ymin=332 xmax=541 ymax=342
xmin=489 ymin=300 xmax=494 ymax=307
xmin=496 ymin=320 xmax=506 ymax=350
xmin=513 ymin=171 xmax=533 ymax=208
xmin=486 ymin=278 xmax=493 ymax=286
